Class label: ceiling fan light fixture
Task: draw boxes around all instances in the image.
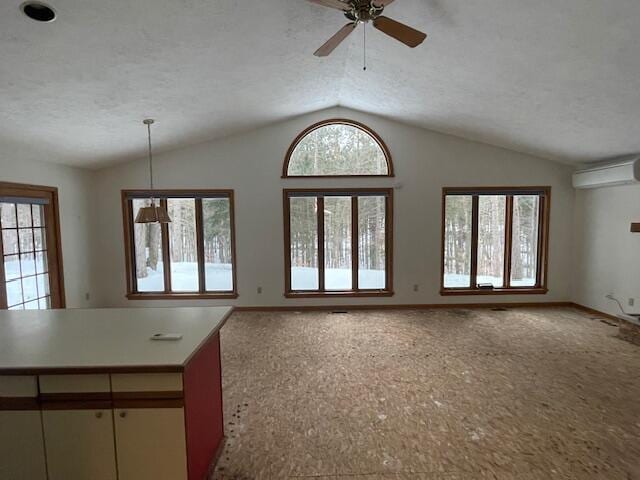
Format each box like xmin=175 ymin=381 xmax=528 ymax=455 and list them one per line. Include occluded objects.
xmin=308 ymin=0 xmax=426 ymax=57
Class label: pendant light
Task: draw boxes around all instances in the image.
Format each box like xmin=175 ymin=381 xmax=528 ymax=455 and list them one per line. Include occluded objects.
xmin=135 ymin=119 xmax=171 ymax=224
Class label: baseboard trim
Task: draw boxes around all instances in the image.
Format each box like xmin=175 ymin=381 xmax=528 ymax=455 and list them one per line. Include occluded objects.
xmin=569 ymin=303 xmax=620 ymax=321
xmin=234 ymin=301 xmax=574 ymax=312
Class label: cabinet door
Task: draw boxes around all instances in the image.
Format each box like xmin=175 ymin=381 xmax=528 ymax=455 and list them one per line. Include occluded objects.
xmin=0 ymin=411 xmax=47 ymax=480
xmin=114 ymin=407 xmax=188 ymax=480
xmin=42 ymin=409 xmax=117 ymax=480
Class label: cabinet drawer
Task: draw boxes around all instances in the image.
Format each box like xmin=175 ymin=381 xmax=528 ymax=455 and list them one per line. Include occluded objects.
xmin=111 ymin=373 xmax=183 ymax=393
xmin=0 ymin=375 xmax=38 ymax=397
xmin=39 ymin=374 xmax=111 ymax=394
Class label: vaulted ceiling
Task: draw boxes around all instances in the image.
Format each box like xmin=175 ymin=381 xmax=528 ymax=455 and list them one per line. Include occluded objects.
xmin=2 ymin=0 xmax=639 ymax=168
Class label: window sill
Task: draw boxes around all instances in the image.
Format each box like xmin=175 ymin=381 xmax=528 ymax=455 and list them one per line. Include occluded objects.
xmin=282 ymin=174 xmax=394 ymax=179
xmin=285 ymin=290 xmax=394 ymax=299
xmin=440 ymin=288 xmax=548 ymax=296
xmin=127 ymin=292 xmax=238 ymax=300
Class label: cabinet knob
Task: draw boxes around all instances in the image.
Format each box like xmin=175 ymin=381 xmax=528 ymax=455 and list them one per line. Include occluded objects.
xmin=119 ymin=411 xmax=127 ymax=418
xmin=95 ymin=411 xmax=103 ymax=419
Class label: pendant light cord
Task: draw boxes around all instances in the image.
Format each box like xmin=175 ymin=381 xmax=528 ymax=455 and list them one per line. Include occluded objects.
xmin=144 ymin=120 xmax=157 ymax=207
xmin=147 ymin=122 xmax=154 ymax=192
xmin=363 ymin=22 xmax=367 ymax=71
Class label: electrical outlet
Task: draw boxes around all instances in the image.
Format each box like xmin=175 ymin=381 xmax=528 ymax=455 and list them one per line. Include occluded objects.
xmin=629 ymin=298 xmax=635 ymax=307
xmin=257 ymin=286 xmax=262 ymax=294
xmin=413 ymin=284 xmax=419 ymax=292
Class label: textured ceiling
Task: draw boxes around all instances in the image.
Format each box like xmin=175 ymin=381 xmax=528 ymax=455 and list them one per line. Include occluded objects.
xmin=1 ymin=0 xmax=640 ymax=168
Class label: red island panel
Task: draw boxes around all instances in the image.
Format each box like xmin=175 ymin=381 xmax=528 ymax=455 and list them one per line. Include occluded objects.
xmin=183 ymin=332 xmax=225 ymax=479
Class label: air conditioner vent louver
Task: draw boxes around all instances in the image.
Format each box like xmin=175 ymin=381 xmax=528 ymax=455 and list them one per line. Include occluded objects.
xmin=572 ymin=158 xmax=640 ymax=189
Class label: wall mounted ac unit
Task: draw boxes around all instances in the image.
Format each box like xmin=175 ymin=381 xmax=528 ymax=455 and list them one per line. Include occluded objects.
xmin=572 ymin=157 xmax=640 ymax=189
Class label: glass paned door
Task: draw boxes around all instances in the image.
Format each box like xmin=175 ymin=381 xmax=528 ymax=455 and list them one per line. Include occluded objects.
xmin=0 ymin=184 xmax=64 ymax=310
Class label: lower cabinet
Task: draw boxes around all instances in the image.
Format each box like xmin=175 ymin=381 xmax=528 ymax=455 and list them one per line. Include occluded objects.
xmin=1 ymin=346 xmax=222 ymax=480
xmin=40 ymin=407 xmax=188 ymax=480
xmin=43 ymin=408 xmax=117 ymax=480
xmin=114 ymin=407 xmax=188 ymax=480
xmin=0 ymin=411 xmax=47 ymax=480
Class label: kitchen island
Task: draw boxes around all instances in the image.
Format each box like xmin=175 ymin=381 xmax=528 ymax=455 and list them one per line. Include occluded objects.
xmin=0 ymin=306 xmax=233 ymax=480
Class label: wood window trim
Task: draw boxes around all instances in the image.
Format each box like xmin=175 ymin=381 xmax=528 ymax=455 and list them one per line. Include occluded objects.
xmin=440 ymin=186 xmax=550 ymax=296
xmin=122 ymin=189 xmax=238 ymax=300
xmin=282 ymin=118 xmax=395 ymax=178
xmin=283 ymin=188 xmax=394 ymax=298
xmin=0 ymin=181 xmax=66 ymax=309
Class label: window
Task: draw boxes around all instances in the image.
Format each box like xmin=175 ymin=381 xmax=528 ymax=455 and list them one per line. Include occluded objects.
xmin=441 ymin=187 xmax=550 ymax=295
xmin=284 ymin=189 xmax=393 ymax=296
xmin=122 ymin=190 xmax=237 ymax=299
xmin=0 ymin=182 xmax=65 ymax=309
xmin=283 ymin=119 xmax=393 ymax=177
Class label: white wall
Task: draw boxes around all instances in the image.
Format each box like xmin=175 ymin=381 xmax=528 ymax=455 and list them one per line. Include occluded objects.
xmin=573 ymin=184 xmax=640 ymax=316
xmin=89 ymin=107 xmax=575 ymax=308
xmin=0 ymin=157 xmax=94 ymax=308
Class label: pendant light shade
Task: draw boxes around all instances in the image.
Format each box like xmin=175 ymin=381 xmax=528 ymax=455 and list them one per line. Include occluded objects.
xmin=135 ymin=119 xmax=171 ymax=224
xmin=134 ymin=203 xmax=172 ymax=223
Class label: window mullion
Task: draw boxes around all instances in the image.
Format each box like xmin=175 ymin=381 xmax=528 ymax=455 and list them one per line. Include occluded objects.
xmin=535 ymin=195 xmax=546 ymax=288
xmin=127 ymin=199 xmax=138 ymax=294
xmin=385 ymin=194 xmax=392 ymax=292
xmin=351 ymin=196 xmax=359 ymax=291
xmin=160 ymin=198 xmax=172 ymax=293
xmin=504 ymin=196 xmax=514 ymax=288
xmin=317 ymin=196 xmax=325 ymax=292
xmin=0 ymin=220 xmax=7 ymax=309
xmin=284 ymin=195 xmax=292 ymax=293
xmin=195 ymin=198 xmax=206 ymax=293
xmin=470 ymin=195 xmax=479 ymax=289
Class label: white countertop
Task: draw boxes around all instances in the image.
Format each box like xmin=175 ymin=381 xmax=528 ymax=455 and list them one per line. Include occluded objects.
xmin=0 ymin=306 xmax=233 ymax=374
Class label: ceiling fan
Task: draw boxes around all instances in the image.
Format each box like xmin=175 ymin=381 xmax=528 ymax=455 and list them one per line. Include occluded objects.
xmin=308 ymin=0 xmax=427 ymax=57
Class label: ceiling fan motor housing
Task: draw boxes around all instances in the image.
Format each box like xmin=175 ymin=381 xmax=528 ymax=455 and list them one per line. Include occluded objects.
xmin=311 ymin=0 xmax=427 ymax=57
xmin=344 ymin=0 xmax=384 ymax=22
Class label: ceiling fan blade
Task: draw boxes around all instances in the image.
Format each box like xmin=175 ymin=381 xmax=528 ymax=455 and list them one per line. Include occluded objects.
xmin=372 ymin=15 xmax=427 ymax=47
xmin=307 ymin=0 xmax=351 ymax=11
xmin=372 ymin=0 xmax=396 ymax=6
xmin=314 ymin=22 xmax=357 ymax=57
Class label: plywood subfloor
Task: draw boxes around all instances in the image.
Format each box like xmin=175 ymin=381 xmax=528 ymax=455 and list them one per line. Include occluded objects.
xmin=212 ymin=308 xmax=640 ymax=479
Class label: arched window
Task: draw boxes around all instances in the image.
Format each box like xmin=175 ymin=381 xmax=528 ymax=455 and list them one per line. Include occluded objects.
xmin=282 ymin=119 xmax=394 ymax=297
xmin=283 ymin=119 xmax=393 ymax=177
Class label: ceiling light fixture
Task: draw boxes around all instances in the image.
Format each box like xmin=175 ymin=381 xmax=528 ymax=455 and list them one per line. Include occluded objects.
xmin=21 ymin=1 xmax=56 ymax=22
xmin=134 ymin=119 xmax=171 ymax=224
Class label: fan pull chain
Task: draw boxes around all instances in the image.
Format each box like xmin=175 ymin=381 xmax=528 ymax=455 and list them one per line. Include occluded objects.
xmin=363 ymin=22 xmax=367 ymax=71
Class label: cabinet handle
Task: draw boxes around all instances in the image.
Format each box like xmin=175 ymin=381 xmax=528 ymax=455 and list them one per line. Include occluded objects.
xmin=119 ymin=411 xmax=127 ymax=418
xmin=95 ymin=411 xmax=103 ymax=419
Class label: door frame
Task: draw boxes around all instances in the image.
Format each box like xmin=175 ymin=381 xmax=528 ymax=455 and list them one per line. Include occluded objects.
xmin=0 ymin=181 xmax=66 ymax=309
